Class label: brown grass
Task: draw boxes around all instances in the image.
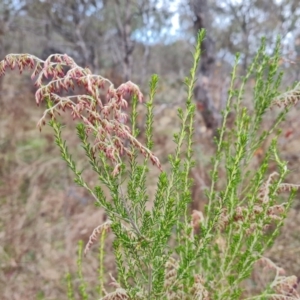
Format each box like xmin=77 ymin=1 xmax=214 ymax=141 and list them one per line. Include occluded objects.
xmin=1 ymin=71 xmax=300 ymax=299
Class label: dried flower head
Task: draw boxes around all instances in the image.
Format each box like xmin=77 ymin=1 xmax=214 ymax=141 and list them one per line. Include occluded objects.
xmin=0 ymin=53 xmax=162 ymax=175
xmin=257 ymin=257 xmax=300 ymax=299
xmin=98 ymin=274 xmax=130 ymax=300
xmin=257 ymin=172 xmax=279 ymax=204
xmin=163 ymin=257 xmax=211 ymax=299
xmin=84 ymin=221 xmax=112 ymax=255
xmin=99 ymin=288 xmax=129 ymax=300
xmin=191 ymin=274 xmax=210 ymax=299
xmin=272 ymin=82 xmax=300 ymax=108
xmin=191 ymin=209 xmax=204 ymax=236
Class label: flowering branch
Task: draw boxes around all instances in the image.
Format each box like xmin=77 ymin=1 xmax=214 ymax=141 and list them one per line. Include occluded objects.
xmin=0 ymin=53 xmax=161 ymax=175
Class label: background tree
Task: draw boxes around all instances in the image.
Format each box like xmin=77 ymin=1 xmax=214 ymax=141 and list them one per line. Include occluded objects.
xmin=190 ymin=0 xmax=220 ymax=132
xmin=2 ymin=1 xmax=300 ymax=298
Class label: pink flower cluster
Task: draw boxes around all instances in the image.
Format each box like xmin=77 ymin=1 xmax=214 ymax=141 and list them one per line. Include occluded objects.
xmin=0 ymin=54 xmax=161 ymax=174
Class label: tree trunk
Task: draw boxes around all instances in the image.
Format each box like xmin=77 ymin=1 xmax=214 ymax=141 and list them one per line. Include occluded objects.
xmin=190 ymin=0 xmax=220 ymax=133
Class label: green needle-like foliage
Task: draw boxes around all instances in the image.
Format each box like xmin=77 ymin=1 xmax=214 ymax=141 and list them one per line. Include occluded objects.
xmin=1 ymin=29 xmax=300 ymax=299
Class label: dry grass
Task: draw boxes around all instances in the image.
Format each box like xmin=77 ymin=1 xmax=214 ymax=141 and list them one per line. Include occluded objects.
xmin=0 ymin=73 xmax=115 ymax=299
xmin=1 ymin=71 xmax=300 ymax=299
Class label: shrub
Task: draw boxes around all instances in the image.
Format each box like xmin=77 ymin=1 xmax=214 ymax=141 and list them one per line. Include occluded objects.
xmin=1 ymin=29 xmax=300 ymax=299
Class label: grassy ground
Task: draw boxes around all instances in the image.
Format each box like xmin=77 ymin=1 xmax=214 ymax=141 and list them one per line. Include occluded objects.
xmin=1 ymin=71 xmax=300 ymax=299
